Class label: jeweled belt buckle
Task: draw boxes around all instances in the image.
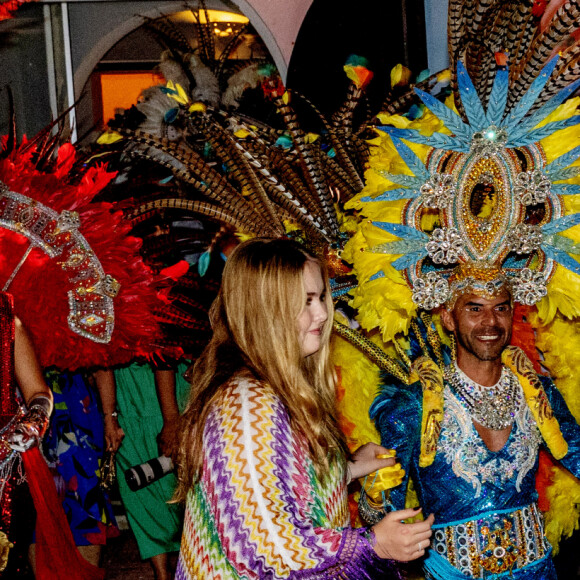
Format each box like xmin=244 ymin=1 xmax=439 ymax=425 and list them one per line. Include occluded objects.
xmin=478 ymin=519 xmax=519 ymax=574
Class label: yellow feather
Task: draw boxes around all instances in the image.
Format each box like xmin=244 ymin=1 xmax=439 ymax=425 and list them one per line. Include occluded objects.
xmin=531 ymin=313 xmax=580 ymax=548
xmin=537 ymin=267 xmax=580 ymax=323
xmin=332 ymin=330 xmax=382 ymax=450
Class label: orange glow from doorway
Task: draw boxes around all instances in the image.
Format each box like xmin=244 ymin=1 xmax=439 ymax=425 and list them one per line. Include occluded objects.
xmin=100 ymin=72 xmax=165 ymax=124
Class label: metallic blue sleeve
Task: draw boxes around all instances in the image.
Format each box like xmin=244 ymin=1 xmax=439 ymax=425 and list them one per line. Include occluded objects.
xmin=369 ymin=380 xmax=423 ymax=510
xmin=541 ymin=375 xmax=580 ymax=479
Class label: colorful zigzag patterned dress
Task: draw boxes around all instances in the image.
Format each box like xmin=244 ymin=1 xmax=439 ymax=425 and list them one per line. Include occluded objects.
xmin=175 ymin=376 xmax=401 ymax=579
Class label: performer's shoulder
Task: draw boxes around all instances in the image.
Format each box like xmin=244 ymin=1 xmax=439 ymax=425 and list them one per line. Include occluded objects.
xmin=370 ymin=377 xmax=423 ymax=419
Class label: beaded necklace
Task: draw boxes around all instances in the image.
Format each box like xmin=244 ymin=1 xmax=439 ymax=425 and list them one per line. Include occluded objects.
xmin=445 ymin=363 xmax=522 ymax=430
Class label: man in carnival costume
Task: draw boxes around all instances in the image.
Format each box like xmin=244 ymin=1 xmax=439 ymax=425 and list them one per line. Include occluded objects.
xmin=340 ymin=35 xmax=580 ymax=580
xmin=360 ymin=261 xmax=580 ymax=579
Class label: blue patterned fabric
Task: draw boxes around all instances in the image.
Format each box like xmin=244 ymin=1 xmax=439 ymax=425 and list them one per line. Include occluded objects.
xmin=371 ymin=374 xmax=580 ymax=579
xmin=43 ymin=370 xmax=118 ymax=546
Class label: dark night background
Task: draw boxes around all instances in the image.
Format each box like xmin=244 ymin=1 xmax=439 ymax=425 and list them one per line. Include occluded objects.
xmin=288 ymin=0 xmax=428 ymax=117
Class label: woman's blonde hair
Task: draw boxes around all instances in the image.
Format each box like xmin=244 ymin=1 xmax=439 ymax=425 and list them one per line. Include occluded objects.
xmin=175 ymin=238 xmax=345 ymax=501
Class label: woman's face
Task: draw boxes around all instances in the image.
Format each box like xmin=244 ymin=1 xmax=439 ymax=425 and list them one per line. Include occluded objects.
xmin=297 ymin=261 xmax=328 ymax=357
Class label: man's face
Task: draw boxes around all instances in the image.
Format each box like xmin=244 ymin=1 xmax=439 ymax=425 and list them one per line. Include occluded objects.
xmin=441 ymin=290 xmax=513 ymax=363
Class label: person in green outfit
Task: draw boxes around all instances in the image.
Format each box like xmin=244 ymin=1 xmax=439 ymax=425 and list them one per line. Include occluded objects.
xmin=96 ymin=361 xmax=191 ymax=580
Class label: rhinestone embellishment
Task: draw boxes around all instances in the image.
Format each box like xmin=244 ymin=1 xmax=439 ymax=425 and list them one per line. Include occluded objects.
xmin=511 ymin=268 xmax=548 ymax=306
xmin=420 ymin=173 xmax=456 ymax=208
xmin=506 ymin=224 xmax=543 ymax=254
xmin=426 ymin=227 xmax=464 ymax=265
xmin=471 ymin=125 xmax=508 ymax=156
xmin=412 ymin=272 xmax=451 ymax=310
xmin=514 ymin=170 xmax=551 ymax=205
xmin=446 ymin=363 xmax=521 ymax=431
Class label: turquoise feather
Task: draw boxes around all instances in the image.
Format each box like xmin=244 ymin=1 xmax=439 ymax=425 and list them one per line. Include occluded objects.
xmin=414 ymin=88 xmax=471 ymax=141
xmin=550 ymin=183 xmax=580 ymax=196
xmin=485 ymin=68 xmax=509 ymax=127
xmin=377 ymin=172 xmax=423 ymax=187
xmin=546 ymin=234 xmax=580 ymax=255
xmin=372 ymin=221 xmax=429 ymax=241
xmin=198 ymin=250 xmax=211 ymax=276
xmin=508 ymin=78 xmax=580 ymax=143
xmin=389 ymin=136 xmax=430 ymax=180
xmin=380 ymin=126 xmax=468 ymax=152
xmin=542 ymin=213 xmax=580 ymax=236
xmin=392 ymin=249 xmax=429 ymax=271
xmin=542 ymin=245 xmax=580 ymax=275
xmin=548 ymin=167 xmax=580 ymax=181
xmin=369 ymin=271 xmax=386 ymax=281
xmin=545 ymin=144 xmax=580 ymax=175
xmin=456 ymin=60 xmax=488 ymax=132
xmin=372 ymin=240 xmax=425 ymax=254
xmin=509 ymin=116 xmax=580 ymax=148
xmin=361 ymin=187 xmax=418 ymax=202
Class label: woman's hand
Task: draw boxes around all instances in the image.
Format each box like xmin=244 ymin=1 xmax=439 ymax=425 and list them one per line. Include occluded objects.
xmin=348 ymin=442 xmax=395 ymax=481
xmin=104 ymin=415 xmax=124 ymax=452
xmin=372 ymin=508 xmax=435 ymax=562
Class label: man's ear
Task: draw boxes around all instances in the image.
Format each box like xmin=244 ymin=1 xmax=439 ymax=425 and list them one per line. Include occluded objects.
xmin=440 ymin=307 xmax=455 ymax=332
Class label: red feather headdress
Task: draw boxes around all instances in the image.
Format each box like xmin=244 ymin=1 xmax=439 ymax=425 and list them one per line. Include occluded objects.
xmin=0 ymin=136 xmax=161 ymax=370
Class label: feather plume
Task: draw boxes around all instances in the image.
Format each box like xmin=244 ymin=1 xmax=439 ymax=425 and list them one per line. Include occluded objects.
xmin=508 ymin=0 xmax=580 ymax=110
xmin=189 ymin=54 xmax=220 ymax=106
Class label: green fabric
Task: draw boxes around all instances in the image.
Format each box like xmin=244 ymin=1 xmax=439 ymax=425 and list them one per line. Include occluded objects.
xmin=114 ymin=361 xmax=191 ymax=559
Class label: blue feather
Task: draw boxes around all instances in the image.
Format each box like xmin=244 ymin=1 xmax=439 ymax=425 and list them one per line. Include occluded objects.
xmin=378 ymin=172 xmax=424 ymax=188
xmin=550 ymin=183 xmax=580 ymax=196
xmin=508 ymin=115 xmax=580 ymax=147
xmin=508 ymin=78 xmax=580 ymax=142
xmin=501 ymin=57 xmax=560 ymax=131
xmin=373 ymin=240 xmax=425 ymax=254
xmin=390 ymin=136 xmax=430 ymax=180
xmin=547 ymin=167 xmax=580 ymax=182
xmin=414 ymin=87 xmax=471 ymax=141
xmin=369 ymin=271 xmax=385 ymax=281
xmin=545 ymin=144 xmax=580 ymax=175
xmin=392 ymin=249 xmax=428 ymax=271
xmin=380 ymin=126 xmax=469 ymax=152
xmin=456 ymin=60 xmax=488 ymax=131
xmin=361 ymin=187 xmax=419 ymax=202
xmin=542 ymin=213 xmax=580 ymax=235
xmin=542 ymin=245 xmax=580 ymax=275
xmin=372 ymin=221 xmax=429 ymax=241
xmin=485 ymin=68 xmax=509 ymax=126
xmin=198 ymin=251 xmax=211 ymax=276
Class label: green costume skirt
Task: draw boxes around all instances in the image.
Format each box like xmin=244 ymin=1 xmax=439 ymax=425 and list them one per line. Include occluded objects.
xmin=114 ymin=361 xmax=191 ymax=560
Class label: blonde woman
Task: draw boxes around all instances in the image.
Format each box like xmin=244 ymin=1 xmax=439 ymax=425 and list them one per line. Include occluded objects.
xmin=175 ymin=238 xmax=433 ymax=579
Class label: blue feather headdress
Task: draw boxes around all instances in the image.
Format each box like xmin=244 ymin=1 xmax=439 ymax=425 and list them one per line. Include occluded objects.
xmin=362 ymin=57 xmax=580 ymax=309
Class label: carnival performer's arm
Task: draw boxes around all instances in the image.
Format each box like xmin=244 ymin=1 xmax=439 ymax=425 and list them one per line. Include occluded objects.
xmin=94 ymin=369 xmax=124 ymax=452
xmin=542 ymin=376 xmax=580 ymax=479
xmin=189 ymin=378 xmax=403 ymax=579
xmin=154 ymin=368 xmax=181 ymax=460
xmin=8 ymin=317 xmax=53 ymax=452
xmin=357 ymin=381 xmax=434 ymax=561
xmin=368 ymin=381 xmax=423 ymax=511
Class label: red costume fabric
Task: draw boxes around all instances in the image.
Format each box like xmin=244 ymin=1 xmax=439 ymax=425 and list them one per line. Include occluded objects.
xmin=0 ymin=291 xmax=102 ymax=578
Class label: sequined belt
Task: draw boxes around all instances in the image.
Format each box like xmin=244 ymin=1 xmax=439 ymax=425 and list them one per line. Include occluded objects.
xmin=430 ymin=503 xmax=550 ymax=579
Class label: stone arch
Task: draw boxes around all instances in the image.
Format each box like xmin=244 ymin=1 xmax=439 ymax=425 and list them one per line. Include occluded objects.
xmin=72 ymin=0 xmax=313 ymax=97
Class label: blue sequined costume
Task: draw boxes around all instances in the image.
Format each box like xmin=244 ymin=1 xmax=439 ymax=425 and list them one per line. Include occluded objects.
xmin=371 ymin=373 xmax=580 ymax=579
